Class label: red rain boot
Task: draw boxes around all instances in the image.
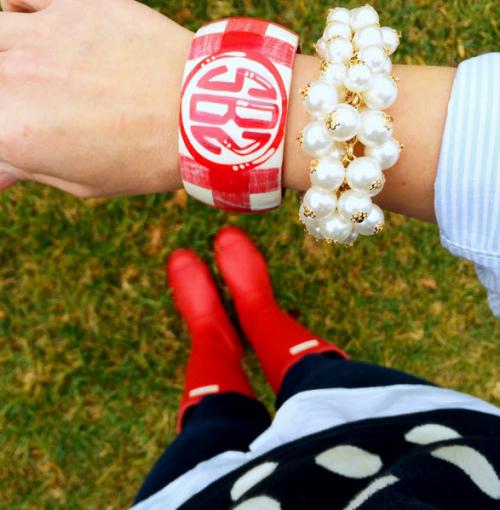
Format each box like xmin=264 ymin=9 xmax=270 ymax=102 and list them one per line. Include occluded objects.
xmin=167 ymin=249 xmax=255 ymax=431
xmin=214 ymin=227 xmax=348 ymax=393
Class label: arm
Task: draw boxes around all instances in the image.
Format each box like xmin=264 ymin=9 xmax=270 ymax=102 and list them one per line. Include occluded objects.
xmin=284 ymin=56 xmax=456 ymax=223
xmin=0 ymin=0 xmax=454 ymax=225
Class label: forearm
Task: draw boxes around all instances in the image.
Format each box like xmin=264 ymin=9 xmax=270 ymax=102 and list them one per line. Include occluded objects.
xmin=166 ymin=40 xmax=455 ymax=222
xmin=283 ymin=55 xmax=456 ymax=223
xmin=0 ymin=1 xmax=456 ymax=217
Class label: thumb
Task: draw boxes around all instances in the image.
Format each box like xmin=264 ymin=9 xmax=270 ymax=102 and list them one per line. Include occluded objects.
xmin=1 ymin=0 xmax=52 ymax=12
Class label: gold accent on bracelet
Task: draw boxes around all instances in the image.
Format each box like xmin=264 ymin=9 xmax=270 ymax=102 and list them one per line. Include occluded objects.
xmin=299 ymin=84 xmax=310 ymax=99
xmin=345 ymin=90 xmax=364 ymax=108
xmin=296 ymin=130 xmax=304 ymax=146
xmin=383 ymin=114 xmax=394 ymax=130
xmin=352 ymin=211 xmax=368 ymax=223
xmin=309 ymin=159 xmax=319 ymax=174
xmin=342 ymin=138 xmax=357 ymax=167
xmin=303 ymin=205 xmax=317 ymax=219
xmin=325 ymin=112 xmax=340 ymax=132
xmin=338 ymin=181 xmax=350 ymax=194
xmin=326 ymin=35 xmax=343 ymax=42
xmin=370 ymin=179 xmax=384 ymax=192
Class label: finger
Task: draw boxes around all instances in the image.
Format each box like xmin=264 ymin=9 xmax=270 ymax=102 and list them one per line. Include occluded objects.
xmin=0 ymin=12 xmax=37 ymax=50
xmin=0 ymin=171 xmax=17 ymax=190
xmin=1 ymin=0 xmax=52 ymax=12
xmin=30 ymin=172 xmax=97 ymax=198
xmin=0 ymin=159 xmax=97 ymax=197
xmin=0 ymin=160 xmax=26 ymax=189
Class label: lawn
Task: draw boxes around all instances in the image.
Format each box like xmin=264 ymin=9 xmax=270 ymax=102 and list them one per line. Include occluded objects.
xmin=0 ymin=0 xmax=498 ymax=508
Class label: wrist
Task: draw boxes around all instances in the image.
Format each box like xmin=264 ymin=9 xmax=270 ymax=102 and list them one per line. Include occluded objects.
xmin=151 ymin=26 xmax=194 ymax=194
xmin=283 ymin=53 xmax=321 ymax=192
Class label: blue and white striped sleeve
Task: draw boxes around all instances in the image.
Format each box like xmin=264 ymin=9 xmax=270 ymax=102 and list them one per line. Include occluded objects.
xmin=435 ymin=53 xmax=500 ymax=317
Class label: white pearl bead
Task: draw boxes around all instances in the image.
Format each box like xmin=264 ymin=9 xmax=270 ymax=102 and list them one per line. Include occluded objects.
xmin=307 ymin=222 xmax=325 ymax=240
xmin=302 ymin=186 xmax=337 ymax=218
xmin=381 ymin=26 xmax=400 ymax=55
xmin=346 ymin=157 xmax=385 ymax=196
xmin=353 ymin=25 xmax=383 ymax=51
xmin=315 ymin=38 xmax=327 ymax=59
xmin=319 ymin=213 xmax=353 ymax=243
xmin=350 ymin=5 xmax=379 ymax=32
xmin=340 ymin=231 xmax=359 ymax=245
xmin=338 ymin=189 xmax=373 ymax=223
xmin=381 ymin=56 xmax=393 ymax=75
xmin=364 ymin=137 xmax=401 ymax=170
xmin=363 ymin=74 xmax=398 ymax=110
xmin=354 ymin=203 xmax=385 ymax=235
xmin=326 ymin=37 xmax=353 ymax=63
xmin=324 ymin=22 xmax=352 ymax=41
xmin=303 ymin=80 xmax=339 ymax=119
xmin=330 ymin=141 xmax=347 ymax=160
xmin=358 ymin=45 xmax=391 ymax=75
xmin=357 ymin=110 xmax=393 ymax=146
xmin=319 ymin=61 xmax=346 ymax=87
xmin=337 ymin=86 xmax=347 ymax=103
xmin=327 ymin=7 xmax=351 ymax=25
xmin=326 ymin=104 xmax=360 ymax=142
xmin=302 ymin=120 xmax=333 ymax=157
xmin=344 ymin=62 xmax=373 ymax=93
xmin=310 ymin=156 xmax=345 ymax=191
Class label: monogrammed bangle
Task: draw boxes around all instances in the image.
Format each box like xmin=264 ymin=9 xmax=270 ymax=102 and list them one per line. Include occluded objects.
xmin=179 ymin=18 xmax=299 ymax=213
xmin=298 ymin=5 xmax=402 ymax=244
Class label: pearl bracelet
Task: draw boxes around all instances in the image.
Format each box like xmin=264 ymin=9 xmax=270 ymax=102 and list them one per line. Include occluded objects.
xmin=298 ymin=5 xmax=402 ymax=245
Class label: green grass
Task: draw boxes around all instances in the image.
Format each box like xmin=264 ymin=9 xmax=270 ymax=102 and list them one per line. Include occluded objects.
xmin=1 ymin=1 xmax=499 ymax=508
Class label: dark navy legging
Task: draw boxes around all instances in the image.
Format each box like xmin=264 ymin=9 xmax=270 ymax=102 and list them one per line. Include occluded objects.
xmin=134 ymin=354 xmax=432 ymax=504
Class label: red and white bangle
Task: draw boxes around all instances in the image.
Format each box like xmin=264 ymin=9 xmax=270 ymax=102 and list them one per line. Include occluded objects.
xmin=298 ymin=5 xmax=402 ymax=245
xmin=178 ymin=18 xmax=299 ymax=213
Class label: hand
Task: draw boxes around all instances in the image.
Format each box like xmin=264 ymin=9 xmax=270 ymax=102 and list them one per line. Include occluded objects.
xmin=0 ymin=0 xmax=191 ymax=197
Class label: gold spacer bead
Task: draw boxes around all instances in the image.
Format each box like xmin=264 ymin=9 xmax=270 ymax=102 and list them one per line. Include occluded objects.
xmin=345 ymin=90 xmax=364 ymax=108
xmin=309 ymin=159 xmax=319 ymax=174
xmin=352 ymin=211 xmax=368 ymax=223
xmin=383 ymin=113 xmax=394 ymax=130
xmin=338 ymin=181 xmax=351 ymax=193
xmin=296 ymin=130 xmax=304 ymax=146
xmin=299 ymin=83 xmax=310 ymax=99
xmin=303 ymin=205 xmax=317 ymax=219
xmin=325 ymin=112 xmax=340 ymax=132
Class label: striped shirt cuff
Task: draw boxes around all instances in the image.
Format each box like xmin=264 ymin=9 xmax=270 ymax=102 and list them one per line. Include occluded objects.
xmin=435 ymin=53 xmax=500 ymax=317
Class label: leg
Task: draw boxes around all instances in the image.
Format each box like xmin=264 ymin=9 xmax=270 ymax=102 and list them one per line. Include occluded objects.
xmin=134 ymin=393 xmax=270 ymax=504
xmin=135 ymin=249 xmax=271 ymax=504
xmin=167 ymin=248 xmax=256 ymax=430
xmin=276 ymin=353 xmax=434 ymax=407
xmin=214 ymin=227 xmax=348 ymax=393
xmin=214 ymin=227 xmax=433 ymax=407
